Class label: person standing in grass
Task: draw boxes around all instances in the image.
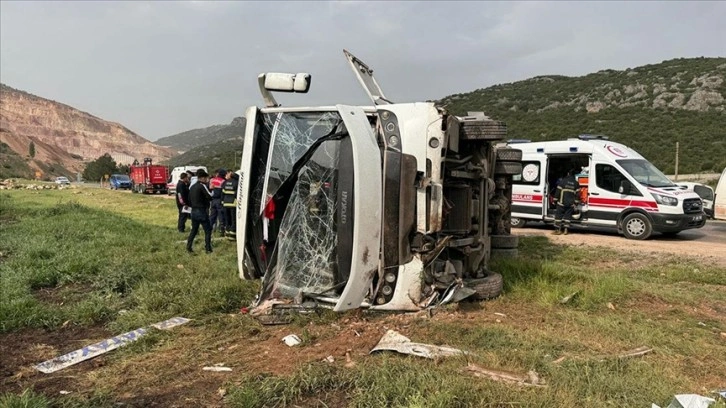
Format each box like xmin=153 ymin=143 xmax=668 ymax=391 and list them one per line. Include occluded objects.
xmin=176 ymin=173 xmax=191 ymax=233
xmin=209 ymin=169 xmax=227 ymax=235
xmin=221 ymin=171 xmax=239 ymax=239
xmin=187 ymin=169 xmax=213 ymax=254
xmin=552 ymin=168 xmax=580 ymax=235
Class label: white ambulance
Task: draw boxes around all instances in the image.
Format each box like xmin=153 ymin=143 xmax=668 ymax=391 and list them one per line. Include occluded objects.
xmin=508 ymin=135 xmax=706 ymax=239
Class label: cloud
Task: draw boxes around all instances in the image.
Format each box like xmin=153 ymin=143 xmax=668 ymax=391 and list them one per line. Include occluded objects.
xmin=1 ymin=1 xmax=724 ymax=139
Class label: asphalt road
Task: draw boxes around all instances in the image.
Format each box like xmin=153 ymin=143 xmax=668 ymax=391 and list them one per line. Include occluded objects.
xmin=518 ymin=219 xmax=726 ymax=243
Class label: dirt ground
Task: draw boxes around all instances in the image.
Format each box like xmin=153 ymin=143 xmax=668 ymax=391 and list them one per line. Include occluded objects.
xmin=514 ymin=222 xmax=726 ymax=267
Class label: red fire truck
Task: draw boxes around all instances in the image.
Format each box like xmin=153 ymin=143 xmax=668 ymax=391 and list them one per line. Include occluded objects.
xmin=130 ymin=158 xmax=169 ymax=194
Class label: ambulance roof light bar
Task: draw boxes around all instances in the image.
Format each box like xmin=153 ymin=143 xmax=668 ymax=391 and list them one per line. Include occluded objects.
xmin=258 ymin=73 xmax=312 ymax=108
xmin=578 ymin=134 xmax=609 ymax=140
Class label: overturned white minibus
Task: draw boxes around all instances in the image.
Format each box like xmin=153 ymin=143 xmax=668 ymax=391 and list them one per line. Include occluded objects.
xmin=235 ymin=51 xmax=523 ymax=313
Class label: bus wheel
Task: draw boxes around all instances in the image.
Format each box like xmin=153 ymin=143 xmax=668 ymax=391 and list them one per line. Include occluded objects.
xmin=468 ymin=273 xmax=503 ymax=301
xmin=622 ymin=213 xmax=652 ymax=240
xmin=510 ymin=217 xmax=526 ymax=228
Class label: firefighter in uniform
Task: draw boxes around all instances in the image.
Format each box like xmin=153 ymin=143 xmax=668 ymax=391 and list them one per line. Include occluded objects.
xmin=209 ymin=169 xmax=226 ymax=235
xmin=552 ymin=169 xmax=580 ymax=235
xmin=221 ymin=171 xmax=239 ymax=239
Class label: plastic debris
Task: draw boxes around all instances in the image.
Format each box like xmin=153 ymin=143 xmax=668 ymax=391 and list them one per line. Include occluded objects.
xmin=203 ymin=366 xmax=232 ymax=372
xmin=282 ymin=334 xmax=302 ymax=347
xmin=464 ymin=363 xmax=546 ymax=387
xmin=560 ymin=291 xmax=579 ymax=304
xmin=652 ymin=394 xmax=716 ymax=408
xmin=617 ymin=346 xmax=653 ymax=359
xmin=324 ymin=355 xmax=335 ymax=363
xmin=370 ymin=330 xmax=467 ymax=359
xmin=34 ymin=317 xmax=190 ymax=373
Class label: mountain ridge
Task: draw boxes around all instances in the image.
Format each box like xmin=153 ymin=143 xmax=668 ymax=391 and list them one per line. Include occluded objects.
xmin=0 ymin=83 xmax=174 ymax=178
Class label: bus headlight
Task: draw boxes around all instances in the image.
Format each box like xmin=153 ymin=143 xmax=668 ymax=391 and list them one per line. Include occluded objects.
xmin=651 ymin=193 xmax=677 ymax=206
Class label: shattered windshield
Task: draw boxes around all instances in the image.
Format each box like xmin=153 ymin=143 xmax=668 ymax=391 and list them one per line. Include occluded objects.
xmin=248 ymin=111 xmax=348 ymax=300
xmin=263 ymin=140 xmax=342 ymax=298
xmin=617 ymin=159 xmax=674 ymax=188
xmin=263 ymin=112 xmax=342 ymax=200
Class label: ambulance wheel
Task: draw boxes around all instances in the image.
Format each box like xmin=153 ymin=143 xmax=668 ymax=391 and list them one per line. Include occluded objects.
xmin=469 ymin=273 xmax=503 ymax=301
xmin=491 ymin=234 xmax=519 ymax=249
xmin=491 ymin=248 xmax=519 ymax=259
xmin=496 ymin=148 xmax=523 ymax=161
xmin=494 ymin=161 xmax=522 ymax=176
xmin=510 ymin=217 xmax=526 ymax=228
xmin=622 ymin=213 xmax=652 ymax=240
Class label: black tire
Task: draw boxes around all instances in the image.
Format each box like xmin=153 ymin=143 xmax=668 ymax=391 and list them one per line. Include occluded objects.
xmin=491 ymin=248 xmax=518 ymax=259
xmin=496 ymin=148 xmax=523 ymax=161
xmin=459 ymin=120 xmax=507 ymax=141
xmin=510 ymin=217 xmax=526 ymax=228
xmin=490 ymin=234 xmax=519 ymax=249
xmin=494 ymin=161 xmax=522 ymax=176
xmin=621 ymin=213 xmax=652 ymax=240
xmin=468 ymin=273 xmax=503 ymax=301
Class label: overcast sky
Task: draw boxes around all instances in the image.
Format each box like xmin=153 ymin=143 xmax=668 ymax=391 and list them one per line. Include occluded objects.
xmin=1 ymin=1 xmax=724 ymax=141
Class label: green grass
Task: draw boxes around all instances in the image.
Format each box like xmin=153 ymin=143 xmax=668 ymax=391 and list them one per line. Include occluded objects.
xmin=1 ymin=187 xmax=725 ymax=407
xmin=0 ymin=189 xmax=258 ymax=333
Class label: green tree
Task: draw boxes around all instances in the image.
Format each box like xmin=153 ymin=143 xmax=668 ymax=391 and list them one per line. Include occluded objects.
xmin=28 ymin=141 xmax=35 ymax=158
xmin=83 ymin=154 xmax=118 ymax=181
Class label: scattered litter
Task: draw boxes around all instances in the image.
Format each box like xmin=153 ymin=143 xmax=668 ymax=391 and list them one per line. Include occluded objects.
xmin=652 ymin=394 xmax=716 ymax=408
xmin=34 ymin=317 xmax=190 ymax=373
xmin=697 ymin=322 xmax=707 ymax=327
xmin=239 ymin=307 xmax=249 ymax=314
xmin=345 ymin=349 xmax=355 ymax=368
xmin=203 ymin=366 xmax=232 ymax=372
xmin=59 ymin=391 xmax=71 ymax=395
xmin=282 ymin=334 xmax=302 ymax=347
xmin=560 ymin=291 xmax=579 ymax=304
xmin=176 ymin=264 xmax=184 ymax=269
xmin=495 ymin=319 xmax=502 ymax=323
xmin=552 ymin=356 xmax=567 ymax=365
xmin=493 ymin=312 xmax=507 ymax=318
xmin=607 ymin=302 xmax=616 ymax=310
xmin=353 ymin=330 xmax=361 ymax=337
xmin=464 ymin=363 xmax=546 ymax=387
xmin=617 ymin=346 xmax=653 ymax=360
xmin=324 ymin=355 xmax=335 ymax=363
xmin=721 ymin=332 xmax=726 ymax=339
xmin=370 ymin=330 xmax=467 ymax=359
xmin=217 ymin=388 xmax=227 ymax=398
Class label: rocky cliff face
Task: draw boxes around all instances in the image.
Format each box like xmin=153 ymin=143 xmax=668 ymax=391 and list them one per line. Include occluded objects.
xmin=0 ymin=83 xmax=174 ymax=175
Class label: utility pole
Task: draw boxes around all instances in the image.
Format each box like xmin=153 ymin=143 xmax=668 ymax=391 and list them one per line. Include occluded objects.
xmin=674 ymin=142 xmax=679 ymax=181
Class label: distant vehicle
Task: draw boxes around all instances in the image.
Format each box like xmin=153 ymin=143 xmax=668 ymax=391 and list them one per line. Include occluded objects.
xmin=676 ymin=182 xmax=714 ymax=218
xmin=54 ymin=176 xmax=70 ymax=185
xmin=167 ymin=166 xmax=208 ymax=195
xmin=715 ymin=167 xmax=726 ymax=221
xmin=109 ymin=174 xmax=132 ymax=190
xmin=508 ymin=136 xmax=706 ymax=239
xmin=129 ymin=158 xmax=169 ymax=194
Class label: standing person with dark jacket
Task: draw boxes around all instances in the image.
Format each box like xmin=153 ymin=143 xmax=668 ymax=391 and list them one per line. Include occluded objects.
xmin=552 ymin=169 xmax=580 ymax=235
xmin=187 ymin=169 xmax=213 ymax=253
xmin=209 ymin=169 xmax=226 ymax=235
xmin=221 ymin=171 xmax=239 ymax=238
xmin=176 ymin=173 xmax=191 ymax=233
